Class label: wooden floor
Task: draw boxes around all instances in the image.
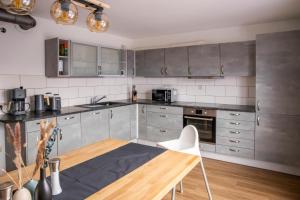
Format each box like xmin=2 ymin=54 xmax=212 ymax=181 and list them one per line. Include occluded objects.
xmin=164 ymin=158 xmax=300 ymax=200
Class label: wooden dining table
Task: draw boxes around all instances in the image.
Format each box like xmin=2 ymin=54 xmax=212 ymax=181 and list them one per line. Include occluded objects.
xmin=0 ymin=139 xmax=200 ymax=200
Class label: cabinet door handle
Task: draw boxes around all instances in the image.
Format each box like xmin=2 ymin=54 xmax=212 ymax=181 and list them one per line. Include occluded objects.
xmin=111 ymin=110 xmax=113 ymax=119
xmin=257 ymin=100 xmax=260 ymax=111
xmin=229 ymin=131 xmax=240 ymax=134
xmin=59 ymin=129 xmax=63 ymax=141
xmin=165 ymin=67 xmax=168 ymax=75
xmin=188 ymin=67 xmax=191 ymax=76
xmin=257 ymin=116 xmax=260 ymax=126
xmin=92 ymin=112 xmax=101 ymax=115
xmin=229 ymin=148 xmax=239 ymax=152
xmin=230 ymin=122 xmax=240 ymax=126
xmin=229 ymin=139 xmax=240 ymax=143
xmin=159 ymin=107 xmax=167 ymax=110
xmin=64 ymin=116 xmax=74 ymax=120
xmin=142 ymin=105 xmax=145 ymax=114
xmin=160 ymin=115 xmax=166 ymax=118
xmin=230 ymin=113 xmax=240 ymax=116
xmin=160 ymin=68 xmax=164 ymax=75
xmin=220 ymin=64 xmax=224 ymax=75
xmin=98 ymin=66 xmax=102 ymax=75
xmin=160 ymin=129 xmax=166 ymax=133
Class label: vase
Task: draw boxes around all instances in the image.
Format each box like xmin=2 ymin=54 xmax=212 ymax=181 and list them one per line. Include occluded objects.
xmin=34 ymin=168 xmax=52 ymax=200
xmin=13 ymin=187 xmax=31 ymax=200
xmin=24 ymin=179 xmax=38 ymax=200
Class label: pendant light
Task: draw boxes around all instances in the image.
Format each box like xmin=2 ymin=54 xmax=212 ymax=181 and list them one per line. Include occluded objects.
xmin=0 ymin=0 xmax=36 ymax=15
xmin=50 ymin=0 xmax=78 ymax=25
xmin=86 ymin=7 xmax=109 ymax=32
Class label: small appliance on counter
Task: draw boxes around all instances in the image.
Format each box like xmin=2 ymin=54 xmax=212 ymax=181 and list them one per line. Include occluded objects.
xmin=32 ymin=93 xmax=61 ymax=113
xmin=152 ymin=88 xmax=177 ymax=103
xmin=7 ymin=87 xmax=29 ymax=115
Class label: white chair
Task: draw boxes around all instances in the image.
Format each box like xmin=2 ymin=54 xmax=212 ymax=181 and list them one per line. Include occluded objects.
xmin=157 ymin=125 xmax=212 ymax=200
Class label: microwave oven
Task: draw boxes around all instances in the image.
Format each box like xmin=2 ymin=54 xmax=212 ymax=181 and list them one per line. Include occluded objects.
xmin=152 ymin=89 xmax=177 ymax=103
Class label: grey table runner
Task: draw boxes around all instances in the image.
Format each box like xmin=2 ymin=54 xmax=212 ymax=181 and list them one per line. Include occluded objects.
xmin=50 ymin=143 xmax=166 ymax=200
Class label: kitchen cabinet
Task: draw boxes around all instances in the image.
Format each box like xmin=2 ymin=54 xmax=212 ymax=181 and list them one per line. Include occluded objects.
xmin=138 ymin=104 xmax=147 ymax=140
xmin=130 ymin=104 xmax=138 ymax=140
xmin=71 ymin=42 xmax=98 ymax=77
xmin=45 ymin=38 xmax=71 ymax=77
xmin=81 ymin=110 xmax=109 ymax=146
xmin=109 ymin=106 xmax=131 ymax=140
xmin=136 ymin=49 xmax=165 ymax=77
xmin=188 ymin=44 xmax=221 ymax=77
xmin=99 ymin=47 xmax=125 ymax=76
xmin=255 ymin=30 xmax=300 ymax=167
xmin=57 ymin=114 xmax=82 ymax=155
xmin=164 ymin=47 xmax=188 ymax=76
xmin=126 ymin=50 xmax=135 ymax=77
xmin=0 ymin=123 xmax=5 ymax=173
xmin=25 ymin=118 xmax=57 ymax=165
xmin=220 ymin=41 xmax=255 ymax=76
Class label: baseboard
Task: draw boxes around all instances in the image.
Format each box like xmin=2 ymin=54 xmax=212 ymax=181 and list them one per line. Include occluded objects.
xmin=136 ymin=139 xmax=300 ymax=176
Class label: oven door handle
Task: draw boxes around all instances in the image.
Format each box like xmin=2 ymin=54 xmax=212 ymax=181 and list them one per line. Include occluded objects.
xmin=184 ymin=116 xmax=213 ymax=121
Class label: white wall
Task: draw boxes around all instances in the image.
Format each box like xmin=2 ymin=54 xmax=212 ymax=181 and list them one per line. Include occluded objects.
xmin=132 ymin=19 xmax=300 ymax=49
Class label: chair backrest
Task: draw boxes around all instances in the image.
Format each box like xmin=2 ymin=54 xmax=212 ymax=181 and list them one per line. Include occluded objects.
xmin=178 ymin=125 xmax=199 ymax=149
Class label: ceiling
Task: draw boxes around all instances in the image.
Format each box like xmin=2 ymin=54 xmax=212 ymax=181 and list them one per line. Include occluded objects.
xmin=33 ymin=0 xmax=300 ymax=39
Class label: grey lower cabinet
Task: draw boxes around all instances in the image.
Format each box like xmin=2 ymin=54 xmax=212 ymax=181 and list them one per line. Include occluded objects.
xmin=146 ymin=105 xmax=183 ymax=142
xmin=256 ymin=30 xmax=300 ymax=167
xmin=57 ymin=114 xmax=82 ymax=156
xmin=136 ymin=49 xmax=165 ymax=77
xmin=71 ymin=42 xmax=98 ymax=76
xmin=138 ymin=104 xmax=147 ymax=140
xmin=81 ymin=110 xmax=109 ymax=146
xmin=130 ymin=104 xmax=138 ymax=140
xmin=0 ymin=123 xmax=5 ymax=173
xmin=220 ymin=41 xmax=256 ymax=76
xmin=188 ymin=44 xmax=221 ymax=77
xmin=216 ymin=110 xmax=255 ymax=159
xmin=25 ymin=118 xmax=57 ymax=165
xmin=109 ymin=106 xmax=131 ymax=140
xmin=164 ymin=47 xmax=188 ymax=76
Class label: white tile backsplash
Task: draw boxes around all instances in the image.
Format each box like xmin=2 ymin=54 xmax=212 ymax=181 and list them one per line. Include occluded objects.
xmin=0 ymin=75 xmax=20 ymax=89
xmin=59 ymin=87 xmax=79 ymax=99
xmin=69 ymin=78 xmax=87 ymax=87
xmin=20 ymin=75 xmax=46 ymax=88
xmin=206 ymin=86 xmax=226 ymax=96
xmin=78 ymin=87 xmax=94 ymax=97
xmin=47 ymin=78 xmax=69 ymax=88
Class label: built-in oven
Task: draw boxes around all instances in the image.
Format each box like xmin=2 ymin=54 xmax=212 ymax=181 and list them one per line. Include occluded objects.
xmin=183 ymin=107 xmax=216 ymax=143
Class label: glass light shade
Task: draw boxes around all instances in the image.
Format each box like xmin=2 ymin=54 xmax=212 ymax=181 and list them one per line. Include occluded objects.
xmin=0 ymin=0 xmax=36 ymax=15
xmin=86 ymin=11 xmax=109 ymax=32
xmin=50 ymin=0 xmax=78 ymax=25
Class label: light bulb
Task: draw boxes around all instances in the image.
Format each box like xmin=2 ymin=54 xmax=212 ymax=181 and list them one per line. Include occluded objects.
xmin=50 ymin=0 xmax=78 ymax=25
xmin=0 ymin=0 xmax=36 ymax=15
xmin=86 ymin=8 xmax=109 ymax=32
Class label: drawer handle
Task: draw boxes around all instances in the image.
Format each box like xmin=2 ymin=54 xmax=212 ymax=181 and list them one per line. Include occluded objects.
xmin=160 ymin=107 xmax=167 ymax=110
xmin=160 ymin=115 xmax=166 ymax=118
xmin=229 ymin=148 xmax=239 ymax=152
xmin=160 ymin=130 xmax=166 ymax=133
xmin=229 ymin=139 xmax=240 ymax=143
xmin=230 ymin=122 xmax=240 ymax=126
xmin=229 ymin=131 xmax=240 ymax=134
xmin=36 ymin=122 xmax=40 ymax=125
xmin=230 ymin=113 xmax=240 ymax=116
xmin=65 ymin=116 xmax=75 ymax=120
xmin=92 ymin=112 xmax=101 ymax=115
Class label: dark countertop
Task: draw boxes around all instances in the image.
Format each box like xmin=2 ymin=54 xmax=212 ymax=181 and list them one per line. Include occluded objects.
xmin=0 ymin=99 xmax=255 ymax=123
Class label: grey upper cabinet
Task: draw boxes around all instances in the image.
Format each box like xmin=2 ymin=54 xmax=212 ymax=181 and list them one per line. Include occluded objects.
xmin=220 ymin=41 xmax=255 ymax=76
xmin=100 ymin=47 xmax=125 ymax=76
xmin=126 ymin=50 xmax=135 ymax=77
xmin=255 ymin=30 xmax=300 ymax=167
xmin=71 ymin=42 xmax=98 ymax=77
xmin=164 ymin=47 xmax=188 ymax=77
xmin=136 ymin=49 xmax=165 ymax=77
xmin=81 ymin=110 xmax=109 ymax=146
xmin=0 ymin=123 xmax=5 ymax=173
xmin=138 ymin=104 xmax=147 ymax=140
xmin=188 ymin=44 xmax=221 ymax=77
xmin=109 ymin=106 xmax=131 ymax=140
xmin=57 ymin=114 xmax=82 ymax=155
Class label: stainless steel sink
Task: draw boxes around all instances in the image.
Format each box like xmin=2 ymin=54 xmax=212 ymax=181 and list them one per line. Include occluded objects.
xmin=76 ymin=102 xmax=124 ymax=108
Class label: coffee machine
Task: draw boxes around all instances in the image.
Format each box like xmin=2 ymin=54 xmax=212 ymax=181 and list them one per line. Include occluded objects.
xmin=7 ymin=87 xmax=28 ymax=115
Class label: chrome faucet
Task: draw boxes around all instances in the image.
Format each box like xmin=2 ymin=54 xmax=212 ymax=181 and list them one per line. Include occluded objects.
xmin=91 ymin=95 xmax=107 ymax=104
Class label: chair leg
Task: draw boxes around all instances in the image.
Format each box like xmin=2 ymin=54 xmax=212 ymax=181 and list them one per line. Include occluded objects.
xmin=171 ymin=187 xmax=176 ymax=200
xmin=199 ymin=157 xmax=212 ymax=200
xmin=179 ymin=180 xmax=183 ymax=193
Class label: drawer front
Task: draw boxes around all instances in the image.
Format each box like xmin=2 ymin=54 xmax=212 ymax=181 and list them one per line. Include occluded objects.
xmin=27 ymin=131 xmax=40 ymax=149
xmin=217 ymin=110 xmax=255 ymax=121
xmin=216 ymin=127 xmax=254 ymax=140
xmin=26 ymin=118 xmax=56 ymax=133
xmin=147 ymin=126 xmax=181 ymax=142
xmin=57 ymin=113 xmax=81 ymax=126
xmin=217 ymin=119 xmax=255 ymax=131
xmin=147 ymin=105 xmax=183 ymax=115
xmin=216 ymin=145 xmax=254 ymax=159
xmin=147 ymin=112 xmax=183 ymax=130
xmin=200 ymin=143 xmax=216 ymax=153
xmin=216 ymin=136 xmax=254 ymax=149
